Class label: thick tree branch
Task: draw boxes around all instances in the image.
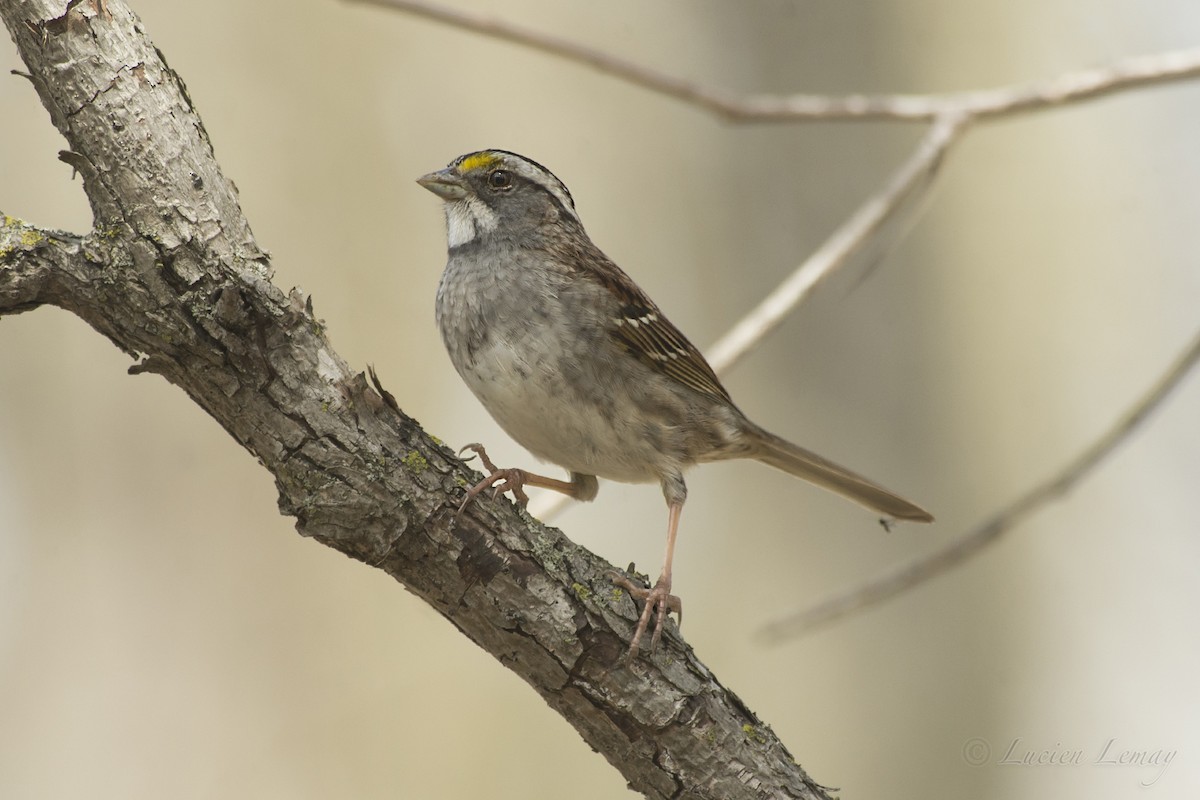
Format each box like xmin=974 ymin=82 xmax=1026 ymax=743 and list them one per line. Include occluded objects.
xmin=0 ymin=2 xmax=828 ymax=798
xmin=0 ymin=214 xmax=68 ymax=314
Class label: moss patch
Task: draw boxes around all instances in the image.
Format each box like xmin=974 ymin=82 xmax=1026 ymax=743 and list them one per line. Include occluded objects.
xmin=402 ymin=449 xmax=429 ymax=473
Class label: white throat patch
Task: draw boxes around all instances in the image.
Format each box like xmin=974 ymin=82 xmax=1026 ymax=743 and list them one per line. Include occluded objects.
xmin=444 ymin=196 xmax=499 ymax=248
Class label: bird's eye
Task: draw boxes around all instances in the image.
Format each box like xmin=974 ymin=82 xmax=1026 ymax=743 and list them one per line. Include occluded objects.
xmin=488 ymin=170 xmax=513 ymax=190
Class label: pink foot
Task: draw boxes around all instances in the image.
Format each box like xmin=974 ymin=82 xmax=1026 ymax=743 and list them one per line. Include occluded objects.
xmin=458 ymin=443 xmax=532 ymax=510
xmin=610 ymin=570 xmax=682 ymax=661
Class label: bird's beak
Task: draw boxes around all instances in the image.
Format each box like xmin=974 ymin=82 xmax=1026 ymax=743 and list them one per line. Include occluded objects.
xmin=416 ymin=168 xmax=467 ymax=201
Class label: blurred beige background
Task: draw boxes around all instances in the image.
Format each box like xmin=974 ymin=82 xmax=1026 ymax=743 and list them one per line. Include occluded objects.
xmin=3 ymin=1 xmax=1199 ymax=798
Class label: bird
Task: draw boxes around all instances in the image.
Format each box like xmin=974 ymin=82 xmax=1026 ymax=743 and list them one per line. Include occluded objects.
xmin=417 ymin=149 xmax=932 ymax=660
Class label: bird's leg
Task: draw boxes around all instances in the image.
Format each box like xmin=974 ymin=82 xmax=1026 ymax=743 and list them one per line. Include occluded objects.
xmin=457 ymin=443 xmax=590 ymax=512
xmin=610 ymin=500 xmax=683 ymax=661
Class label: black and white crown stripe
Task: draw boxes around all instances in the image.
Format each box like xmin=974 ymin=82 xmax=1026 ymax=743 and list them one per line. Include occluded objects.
xmin=454 ymin=150 xmax=582 ymax=227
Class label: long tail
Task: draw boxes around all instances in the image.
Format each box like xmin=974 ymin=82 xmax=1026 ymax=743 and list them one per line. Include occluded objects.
xmin=745 ymin=423 xmax=933 ymax=522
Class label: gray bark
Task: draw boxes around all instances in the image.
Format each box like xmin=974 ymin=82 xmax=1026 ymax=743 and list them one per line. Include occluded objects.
xmin=0 ymin=2 xmax=829 ymax=797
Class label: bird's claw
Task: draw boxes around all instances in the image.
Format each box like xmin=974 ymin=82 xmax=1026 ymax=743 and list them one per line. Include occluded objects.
xmin=609 ymin=569 xmax=682 ymax=662
xmin=457 ymin=443 xmax=532 ymax=511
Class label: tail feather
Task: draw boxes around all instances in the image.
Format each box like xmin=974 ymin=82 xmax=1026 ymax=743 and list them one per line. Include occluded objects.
xmin=746 ymin=424 xmax=933 ymax=522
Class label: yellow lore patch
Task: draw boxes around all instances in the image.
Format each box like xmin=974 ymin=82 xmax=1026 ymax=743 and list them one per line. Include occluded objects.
xmin=456 ymin=152 xmax=500 ymax=175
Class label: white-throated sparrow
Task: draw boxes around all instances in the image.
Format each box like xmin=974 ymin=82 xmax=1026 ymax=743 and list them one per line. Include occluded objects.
xmin=418 ymin=149 xmax=932 ymax=660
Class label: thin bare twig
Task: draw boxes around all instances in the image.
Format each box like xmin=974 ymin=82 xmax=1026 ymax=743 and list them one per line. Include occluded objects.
xmin=350 ymin=0 xmax=746 ymax=118
xmin=736 ymin=47 xmax=1200 ymax=122
xmin=353 ymin=0 xmax=1200 ymax=122
xmin=704 ymin=111 xmax=965 ymax=372
xmin=758 ymin=328 xmax=1200 ymax=640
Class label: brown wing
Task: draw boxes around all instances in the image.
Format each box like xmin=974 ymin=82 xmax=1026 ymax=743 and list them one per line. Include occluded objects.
xmin=582 ymin=247 xmax=733 ymax=405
